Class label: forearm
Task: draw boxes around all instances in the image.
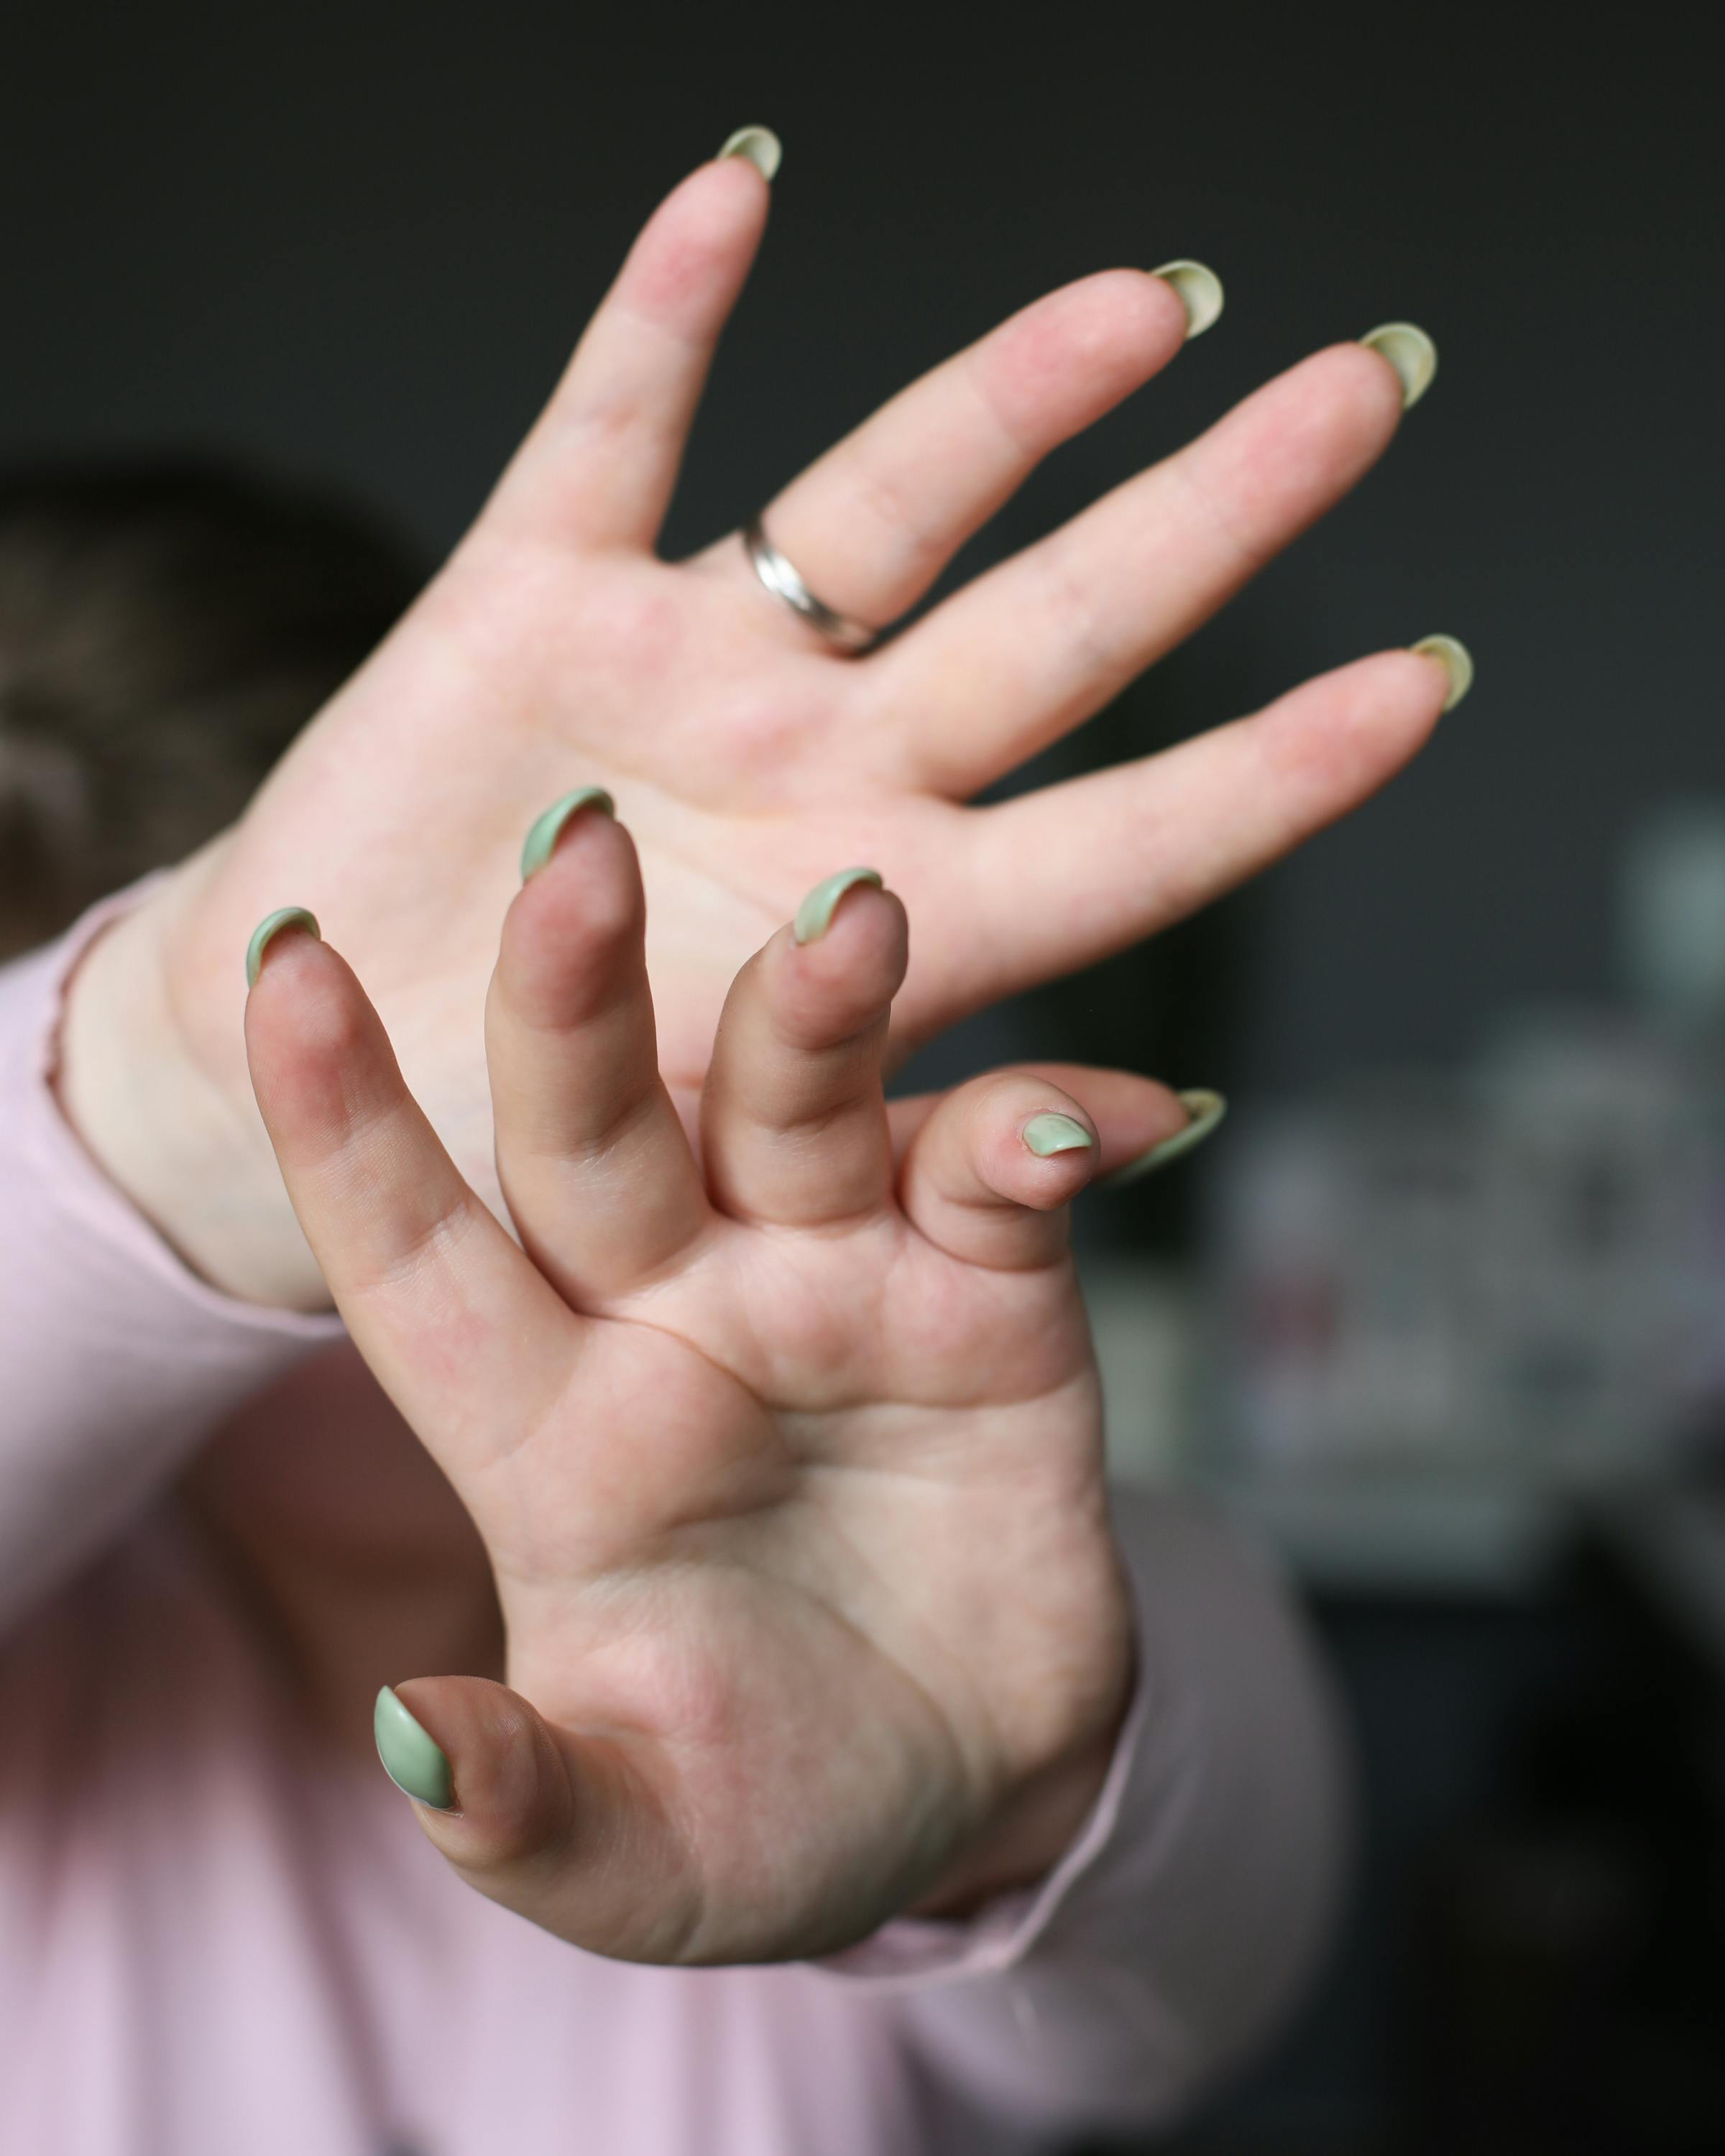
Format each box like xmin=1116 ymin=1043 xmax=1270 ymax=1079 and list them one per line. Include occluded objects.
xmin=55 ymin=845 xmax=331 ymax=1312
xmin=0 ymin=892 xmax=341 ymax=1630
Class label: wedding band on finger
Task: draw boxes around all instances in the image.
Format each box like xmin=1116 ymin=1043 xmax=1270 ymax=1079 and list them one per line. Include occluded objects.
xmin=742 ymin=516 xmax=882 ymax=655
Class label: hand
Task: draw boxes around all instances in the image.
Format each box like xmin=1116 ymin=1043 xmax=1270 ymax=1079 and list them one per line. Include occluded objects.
xmin=62 ymin=142 xmax=1450 ymax=1310
xmin=242 ymin=803 xmax=1202 ymax=1963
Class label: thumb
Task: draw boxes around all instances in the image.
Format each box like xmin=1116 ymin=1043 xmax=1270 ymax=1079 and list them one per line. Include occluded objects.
xmin=374 ymin=1678 xmax=696 ymax=1961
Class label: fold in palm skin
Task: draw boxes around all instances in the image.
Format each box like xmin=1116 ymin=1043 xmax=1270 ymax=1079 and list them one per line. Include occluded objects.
xmin=65 ymin=139 xmax=1453 ymax=1317
xmin=244 ymin=812 xmax=1195 ymax=1963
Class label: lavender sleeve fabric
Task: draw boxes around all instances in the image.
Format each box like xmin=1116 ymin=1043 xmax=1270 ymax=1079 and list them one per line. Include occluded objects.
xmin=816 ymin=1487 xmax=1353 ymax=2136
xmin=0 ymin=893 xmax=342 ymax=1633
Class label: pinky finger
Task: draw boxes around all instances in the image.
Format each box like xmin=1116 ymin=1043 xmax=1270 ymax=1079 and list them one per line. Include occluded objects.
xmin=897 ymin=1071 xmax=1107 ymax=1271
xmin=887 ymin=1062 xmax=1204 ymax=1176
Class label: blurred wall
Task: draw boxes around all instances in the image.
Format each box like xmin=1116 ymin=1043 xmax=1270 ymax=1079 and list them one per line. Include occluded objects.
xmin=2 ymin=12 xmax=1716 ymax=1095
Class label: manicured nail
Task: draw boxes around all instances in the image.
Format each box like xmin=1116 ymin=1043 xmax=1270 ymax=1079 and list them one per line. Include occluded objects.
xmin=374 ymin=1685 xmax=454 ymax=1809
xmin=520 ymin=787 xmax=616 ymax=882
xmin=793 ymin=867 xmax=883 ymax=945
xmin=1410 ymin=633 xmax=1474 ymax=711
xmin=244 ymin=906 xmax=320 ymax=990
xmin=1105 ymin=1089 xmax=1228 ymax=1187
xmin=1359 ymin=322 xmax=1438 ymax=409
xmin=718 ymin=126 xmax=782 ymax=181
xmin=1151 ymin=260 xmax=1224 ymax=340
xmin=1023 ymin=1112 xmax=1095 ymax=1158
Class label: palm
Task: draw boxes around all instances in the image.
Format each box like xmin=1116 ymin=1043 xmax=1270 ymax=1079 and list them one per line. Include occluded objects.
xmin=476 ymin=1215 xmax=1115 ymax=1963
xmin=244 ymin=798 xmax=1148 ymax=1964
xmin=147 ymin=144 xmax=1438 ymax=1315
xmin=421 ymin=532 xmax=972 ymax=1082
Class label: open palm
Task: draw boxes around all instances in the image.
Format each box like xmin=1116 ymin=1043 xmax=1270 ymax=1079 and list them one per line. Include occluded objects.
xmin=92 ymin=140 xmax=1453 ymax=1311
xmin=243 ymin=803 xmax=1200 ymax=1962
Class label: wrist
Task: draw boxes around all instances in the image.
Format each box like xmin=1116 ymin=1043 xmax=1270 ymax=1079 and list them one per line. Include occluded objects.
xmin=54 ymin=857 xmax=331 ymax=1312
xmin=908 ymin=1641 xmax=1137 ymax=1922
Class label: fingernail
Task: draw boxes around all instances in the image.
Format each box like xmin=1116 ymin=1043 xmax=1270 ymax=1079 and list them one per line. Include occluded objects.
xmin=1151 ymin=260 xmax=1224 ymax=340
xmin=374 ymin=1685 xmax=454 ymax=1809
xmin=1359 ymin=322 xmax=1438 ymax=409
xmin=520 ymin=787 xmax=616 ymax=882
xmin=1023 ymin=1112 xmax=1095 ymax=1158
xmin=718 ymin=126 xmax=782 ymax=181
xmin=1410 ymin=633 xmax=1474 ymax=711
xmin=793 ymin=867 xmax=883 ymax=945
xmin=244 ymin=906 xmax=320 ymax=990
xmin=1104 ymin=1088 xmax=1228 ymax=1187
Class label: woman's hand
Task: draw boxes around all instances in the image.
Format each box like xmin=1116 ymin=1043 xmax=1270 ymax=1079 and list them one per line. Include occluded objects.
xmin=242 ymin=801 xmax=1206 ymax=1963
xmin=62 ymin=138 xmax=1453 ymax=1312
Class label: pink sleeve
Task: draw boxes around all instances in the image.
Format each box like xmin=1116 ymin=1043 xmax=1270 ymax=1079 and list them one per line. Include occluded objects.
xmin=812 ymin=1488 xmax=1352 ymax=2137
xmin=0 ymin=888 xmax=343 ymax=1633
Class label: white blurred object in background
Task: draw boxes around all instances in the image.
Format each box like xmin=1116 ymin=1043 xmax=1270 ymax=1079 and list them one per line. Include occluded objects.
xmin=1197 ymin=798 xmax=1725 ymax=1587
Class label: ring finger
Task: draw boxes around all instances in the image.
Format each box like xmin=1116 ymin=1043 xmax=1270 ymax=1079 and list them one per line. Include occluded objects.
xmin=691 ymin=265 xmax=1201 ymax=646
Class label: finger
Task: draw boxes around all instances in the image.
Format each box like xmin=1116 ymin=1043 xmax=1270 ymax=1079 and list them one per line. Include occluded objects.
xmin=888 ymin=1063 xmax=1205 ymax=1178
xmin=955 ymin=645 xmax=1451 ymax=1008
xmin=489 ymin=793 xmax=709 ymax=1302
xmin=692 ymin=267 xmax=1192 ymax=644
xmin=484 ymin=149 xmax=773 ymax=550
xmin=242 ymin=915 xmax=575 ymax=1460
xmin=376 ymin=1680 xmax=697 ymax=1963
xmin=883 ymin=339 xmax=1412 ymax=793
xmin=897 ymin=1071 xmax=1115 ymax=1270
xmin=701 ymin=869 xmax=907 ymax=1226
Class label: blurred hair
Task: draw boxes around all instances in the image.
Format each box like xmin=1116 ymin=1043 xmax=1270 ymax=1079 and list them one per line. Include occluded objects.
xmin=0 ymin=461 xmax=423 ymax=961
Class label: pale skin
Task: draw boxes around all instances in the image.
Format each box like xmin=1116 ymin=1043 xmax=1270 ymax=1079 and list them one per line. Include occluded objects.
xmin=243 ymin=821 xmax=1187 ymax=1960
xmin=49 ymin=142 xmax=1455 ymax=1947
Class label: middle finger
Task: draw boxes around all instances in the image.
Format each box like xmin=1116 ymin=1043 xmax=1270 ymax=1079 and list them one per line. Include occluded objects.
xmin=875 ymin=336 xmax=1422 ymax=795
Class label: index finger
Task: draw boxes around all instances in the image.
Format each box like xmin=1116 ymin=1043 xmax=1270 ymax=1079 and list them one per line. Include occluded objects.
xmin=244 ymin=917 xmax=578 ymax=1473
xmin=483 ymin=142 xmax=774 ymax=552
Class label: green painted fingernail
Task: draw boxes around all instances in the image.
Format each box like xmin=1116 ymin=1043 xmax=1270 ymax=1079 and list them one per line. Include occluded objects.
xmin=1023 ymin=1112 xmax=1095 ymax=1157
xmin=1410 ymin=633 xmax=1474 ymax=711
xmin=520 ymin=787 xmax=616 ymax=882
xmin=1105 ymin=1089 xmax=1228 ymax=1187
xmin=1359 ymin=322 xmax=1438 ymax=409
xmin=1151 ymin=259 xmax=1224 ymax=339
xmin=718 ymin=126 xmax=782 ymax=180
xmin=244 ymin=907 xmax=320 ymax=990
xmin=793 ymin=867 xmax=883 ymax=945
xmin=374 ymin=1685 xmax=454 ymax=1809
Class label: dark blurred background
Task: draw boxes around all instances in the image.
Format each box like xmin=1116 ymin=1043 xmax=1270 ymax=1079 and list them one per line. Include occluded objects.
xmin=5 ymin=11 xmax=1723 ymax=2152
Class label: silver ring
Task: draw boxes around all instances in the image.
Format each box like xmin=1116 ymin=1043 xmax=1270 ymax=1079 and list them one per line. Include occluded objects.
xmin=742 ymin=516 xmax=880 ymax=655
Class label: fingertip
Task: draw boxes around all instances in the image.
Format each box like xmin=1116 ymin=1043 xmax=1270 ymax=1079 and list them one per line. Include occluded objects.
xmin=1022 ymin=1111 xmax=1097 ymax=1159
xmin=242 ymin=928 xmax=388 ymax=1153
xmin=1271 ymin=339 xmax=1409 ymax=470
xmin=244 ymin=906 xmax=320 ymax=991
xmin=503 ymin=792 xmax=645 ymax=1017
xmin=899 ymin=1070 xmax=1095 ymax=1268
xmin=792 ymin=866 xmax=884 ymax=946
xmin=962 ymin=1073 xmax=1099 ymax=1205
xmin=1005 ymin=1102 xmax=1098 ymax=1210
xmin=520 ymin=786 xmax=616 ymax=883
xmin=376 ymin=1683 xmax=454 ymax=1809
xmin=1409 ymin=632 xmax=1474 ymax=712
xmin=716 ymin=124 xmax=782 ymax=182
xmin=768 ymin=877 xmax=908 ymax=1047
xmin=620 ymin=152 xmax=773 ymax=330
xmin=388 ymin=1677 xmax=576 ymax=1869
